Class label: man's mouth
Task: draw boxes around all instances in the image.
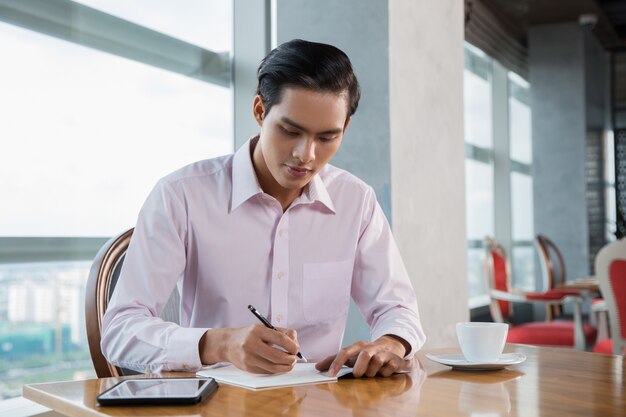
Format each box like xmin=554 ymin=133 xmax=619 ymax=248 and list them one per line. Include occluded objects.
xmin=285 ymin=165 xmax=312 ymax=177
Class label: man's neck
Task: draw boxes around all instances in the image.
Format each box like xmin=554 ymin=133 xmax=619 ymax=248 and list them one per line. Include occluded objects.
xmin=250 ymin=138 xmax=303 ymax=212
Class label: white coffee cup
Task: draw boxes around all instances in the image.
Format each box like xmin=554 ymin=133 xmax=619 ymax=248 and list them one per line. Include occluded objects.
xmin=456 ymin=322 xmax=509 ymax=363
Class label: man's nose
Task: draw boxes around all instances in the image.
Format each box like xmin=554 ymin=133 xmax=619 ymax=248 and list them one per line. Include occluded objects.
xmin=293 ymin=138 xmax=315 ymax=163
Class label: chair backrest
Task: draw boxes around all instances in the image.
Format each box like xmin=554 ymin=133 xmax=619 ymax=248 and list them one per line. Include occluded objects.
xmin=536 ymin=234 xmax=567 ymax=290
xmin=484 ymin=237 xmax=513 ymax=323
xmin=595 ymin=238 xmax=626 ymax=355
xmin=85 ymin=228 xmax=180 ymax=377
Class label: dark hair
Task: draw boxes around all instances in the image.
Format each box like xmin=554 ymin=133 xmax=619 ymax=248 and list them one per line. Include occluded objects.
xmin=256 ymin=39 xmax=361 ymax=118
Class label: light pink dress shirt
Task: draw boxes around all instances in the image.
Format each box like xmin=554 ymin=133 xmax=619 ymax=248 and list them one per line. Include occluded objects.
xmin=101 ymin=138 xmax=425 ymax=373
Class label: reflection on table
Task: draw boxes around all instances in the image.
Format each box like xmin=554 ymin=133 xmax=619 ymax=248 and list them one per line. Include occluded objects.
xmin=23 ymin=344 xmax=625 ymax=417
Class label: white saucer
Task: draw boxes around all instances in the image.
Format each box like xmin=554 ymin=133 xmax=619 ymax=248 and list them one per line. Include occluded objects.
xmin=425 ymin=353 xmax=527 ymax=371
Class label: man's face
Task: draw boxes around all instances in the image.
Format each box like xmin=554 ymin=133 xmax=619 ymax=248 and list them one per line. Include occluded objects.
xmin=253 ymin=87 xmax=350 ymax=196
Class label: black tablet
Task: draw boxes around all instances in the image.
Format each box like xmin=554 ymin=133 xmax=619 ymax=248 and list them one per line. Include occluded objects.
xmin=96 ymin=377 xmax=218 ymax=406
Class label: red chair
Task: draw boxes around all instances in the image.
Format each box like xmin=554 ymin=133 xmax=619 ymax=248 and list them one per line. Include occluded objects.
xmin=484 ymin=237 xmax=596 ymax=350
xmin=592 ymin=239 xmax=626 ymax=356
xmin=536 ymin=234 xmax=608 ymax=340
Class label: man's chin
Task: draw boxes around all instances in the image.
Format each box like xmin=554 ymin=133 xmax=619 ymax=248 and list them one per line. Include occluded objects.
xmin=278 ymin=175 xmax=312 ymax=190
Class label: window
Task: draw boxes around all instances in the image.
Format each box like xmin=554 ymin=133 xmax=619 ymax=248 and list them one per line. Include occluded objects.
xmin=464 ymin=43 xmax=535 ymax=307
xmin=605 ymin=130 xmax=617 ymax=241
xmin=464 ymin=44 xmax=494 ymax=307
xmin=0 ymin=0 xmax=232 ymax=400
xmin=508 ymin=73 xmax=534 ymax=291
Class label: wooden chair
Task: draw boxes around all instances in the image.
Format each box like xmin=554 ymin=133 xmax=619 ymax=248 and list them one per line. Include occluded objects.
xmin=85 ymin=228 xmax=180 ymax=377
xmin=484 ymin=237 xmax=596 ymax=350
xmin=536 ymin=234 xmax=609 ymax=340
xmin=535 ymin=234 xmax=569 ymax=319
xmin=592 ymin=239 xmax=626 ymax=356
xmin=536 ymin=234 xmax=567 ymax=290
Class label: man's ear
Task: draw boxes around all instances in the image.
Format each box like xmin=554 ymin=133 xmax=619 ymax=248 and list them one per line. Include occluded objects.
xmin=253 ymin=95 xmax=265 ymax=126
xmin=343 ymin=117 xmax=351 ymax=132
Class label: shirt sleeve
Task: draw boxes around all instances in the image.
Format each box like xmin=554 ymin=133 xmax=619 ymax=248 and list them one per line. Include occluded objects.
xmin=100 ymin=180 xmax=208 ymax=373
xmin=350 ymin=187 xmax=426 ymax=357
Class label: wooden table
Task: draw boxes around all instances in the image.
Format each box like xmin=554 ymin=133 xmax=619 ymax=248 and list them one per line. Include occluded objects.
xmin=23 ymin=344 xmax=625 ymax=417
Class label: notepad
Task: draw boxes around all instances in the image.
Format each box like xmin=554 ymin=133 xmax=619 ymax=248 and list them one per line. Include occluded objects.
xmin=196 ymin=363 xmax=352 ymax=390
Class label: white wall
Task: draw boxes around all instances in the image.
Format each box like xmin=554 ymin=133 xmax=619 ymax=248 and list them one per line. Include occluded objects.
xmin=389 ymin=0 xmax=468 ymax=347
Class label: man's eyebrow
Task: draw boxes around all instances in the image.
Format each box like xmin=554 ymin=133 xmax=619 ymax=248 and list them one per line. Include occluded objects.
xmin=280 ymin=117 xmax=343 ymax=135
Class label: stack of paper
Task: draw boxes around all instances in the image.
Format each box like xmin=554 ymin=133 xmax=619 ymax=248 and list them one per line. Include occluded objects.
xmin=197 ymin=363 xmax=352 ymax=390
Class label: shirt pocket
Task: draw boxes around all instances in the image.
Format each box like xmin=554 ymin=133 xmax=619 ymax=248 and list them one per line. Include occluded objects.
xmin=302 ymin=259 xmax=353 ymax=323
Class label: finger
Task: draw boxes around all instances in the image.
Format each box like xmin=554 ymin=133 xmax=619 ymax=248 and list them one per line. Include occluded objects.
xmin=245 ymin=346 xmax=297 ymax=373
xmin=254 ymin=339 xmax=298 ymax=365
xmin=379 ymin=361 xmax=397 ymax=377
xmin=259 ymin=327 xmax=299 ymax=355
xmin=364 ymin=353 xmax=386 ymax=378
xmin=315 ymin=354 xmax=336 ymax=371
xmin=255 ymin=359 xmax=297 ymax=374
xmin=329 ymin=342 xmax=367 ymax=376
xmin=277 ymin=327 xmax=298 ymax=342
xmin=351 ymin=349 xmax=377 ymax=378
xmin=245 ymin=327 xmax=298 ymax=365
xmin=380 ymin=355 xmax=409 ymax=378
xmin=246 ymin=359 xmax=296 ymax=375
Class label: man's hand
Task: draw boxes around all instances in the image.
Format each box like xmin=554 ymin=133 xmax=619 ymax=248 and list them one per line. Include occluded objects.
xmin=315 ymin=335 xmax=411 ymax=378
xmin=199 ymin=324 xmax=299 ymax=374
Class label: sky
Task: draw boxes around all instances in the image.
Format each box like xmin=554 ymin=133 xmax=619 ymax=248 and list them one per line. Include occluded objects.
xmin=0 ymin=1 xmax=233 ymax=237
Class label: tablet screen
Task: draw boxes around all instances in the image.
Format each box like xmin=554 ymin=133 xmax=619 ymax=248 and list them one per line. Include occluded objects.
xmin=100 ymin=378 xmax=210 ymax=399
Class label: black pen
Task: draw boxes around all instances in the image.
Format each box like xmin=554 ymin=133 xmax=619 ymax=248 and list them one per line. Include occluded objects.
xmin=248 ymin=304 xmax=307 ymax=362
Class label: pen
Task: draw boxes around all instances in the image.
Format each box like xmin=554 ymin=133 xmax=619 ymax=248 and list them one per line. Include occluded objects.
xmin=248 ymin=304 xmax=307 ymax=362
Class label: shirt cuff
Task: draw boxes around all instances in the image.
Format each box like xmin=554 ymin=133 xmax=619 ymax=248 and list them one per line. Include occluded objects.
xmin=371 ymin=326 xmax=422 ymax=360
xmin=166 ymin=326 xmax=210 ymax=371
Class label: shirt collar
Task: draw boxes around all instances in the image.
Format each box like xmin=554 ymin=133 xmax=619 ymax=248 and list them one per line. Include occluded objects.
xmin=230 ymin=136 xmax=336 ymax=214
xmin=299 ymin=170 xmax=336 ymax=214
xmin=231 ymin=137 xmax=264 ymax=212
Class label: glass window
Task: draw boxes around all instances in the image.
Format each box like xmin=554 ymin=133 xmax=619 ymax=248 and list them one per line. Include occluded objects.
xmin=0 ymin=1 xmax=232 ymax=400
xmin=464 ymin=44 xmax=495 ymax=306
xmin=605 ymin=130 xmax=617 ymax=241
xmin=465 ymin=160 xmax=495 ymax=240
xmin=464 ymin=45 xmax=535 ymax=306
xmin=465 ymin=160 xmax=494 ymax=301
xmin=509 ymin=73 xmax=532 ymax=165
xmin=0 ymin=22 xmax=231 ymax=237
xmin=75 ymin=0 xmax=231 ymax=51
xmin=511 ymin=246 xmax=536 ymax=291
xmin=508 ymin=72 xmax=534 ymax=290
xmin=467 ymin=248 xmax=489 ymax=307
xmin=510 ymin=174 xmax=534 ymax=241
xmin=464 ymin=46 xmax=493 ymax=149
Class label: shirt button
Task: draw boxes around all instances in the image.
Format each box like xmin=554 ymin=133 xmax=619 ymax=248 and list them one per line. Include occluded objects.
xmin=276 ymin=314 xmax=283 ymax=323
xmin=276 ymin=271 xmax=284 ymax=280
xmin=278 ymin=229 xmax=284 ymax=237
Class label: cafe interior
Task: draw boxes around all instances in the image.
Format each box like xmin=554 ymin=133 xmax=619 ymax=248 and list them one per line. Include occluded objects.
xmin=0 ymin=0 xmax=625 ymax=416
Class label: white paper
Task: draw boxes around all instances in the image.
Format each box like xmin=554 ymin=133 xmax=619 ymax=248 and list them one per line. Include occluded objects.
xmin=0 ymin=396 xmax=53 ymax=417
xmin=196 ymin=363 xmax=352 ymax=390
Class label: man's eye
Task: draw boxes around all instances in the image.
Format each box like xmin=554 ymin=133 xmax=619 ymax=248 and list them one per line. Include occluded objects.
xmin=281 ymin=127 xmax=299 ymax=137
xmin=319 ymin=137 xmax=335 ymax=143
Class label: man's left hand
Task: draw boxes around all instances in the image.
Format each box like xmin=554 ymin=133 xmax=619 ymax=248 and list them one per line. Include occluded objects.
xmin=315 ymin=335 xmax=412 ymax=378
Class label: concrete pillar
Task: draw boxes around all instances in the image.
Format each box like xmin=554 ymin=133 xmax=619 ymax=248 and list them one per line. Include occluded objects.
xmin=529 ymin=23 xmax=608 ymax=281
xmin=389 ymin=0 xmax=467 ymax=348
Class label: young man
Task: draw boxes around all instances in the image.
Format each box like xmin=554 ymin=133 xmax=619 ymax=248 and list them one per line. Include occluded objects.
xmin=101 ymin=39 xmax=425 ymax=378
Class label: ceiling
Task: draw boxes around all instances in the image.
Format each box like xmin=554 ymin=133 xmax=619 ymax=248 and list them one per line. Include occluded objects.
xmin=487 ymin=0 xmax=626 ymax=50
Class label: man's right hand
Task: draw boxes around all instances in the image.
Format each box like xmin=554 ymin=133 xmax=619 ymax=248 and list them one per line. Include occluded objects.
xmin=199 ymin=324 xmax=299 ymax=374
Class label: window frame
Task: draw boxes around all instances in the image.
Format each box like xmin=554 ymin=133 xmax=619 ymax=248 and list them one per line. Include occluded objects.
xmin=464 ymin=42 xmax=535 ymax=308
